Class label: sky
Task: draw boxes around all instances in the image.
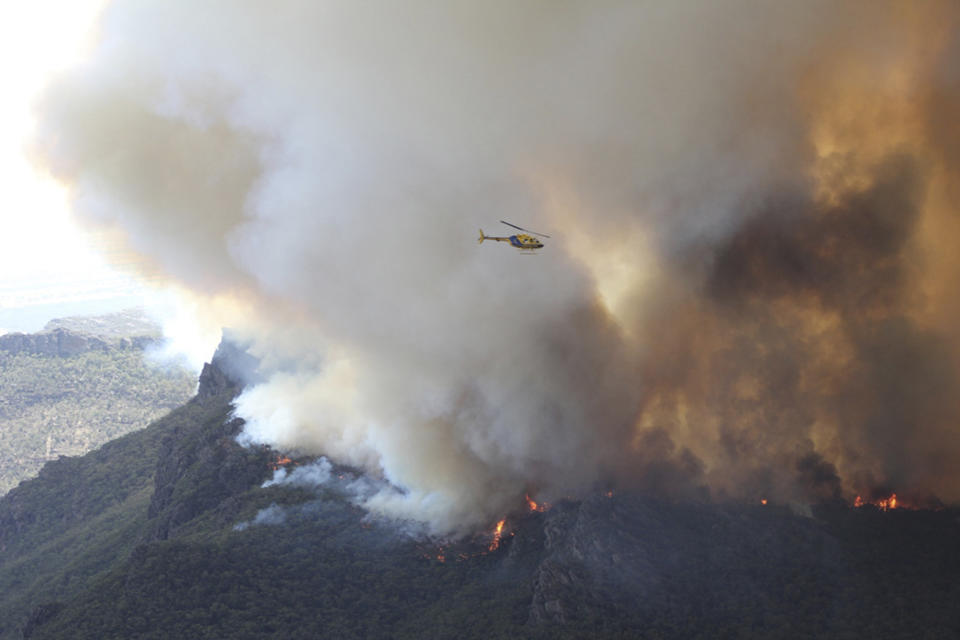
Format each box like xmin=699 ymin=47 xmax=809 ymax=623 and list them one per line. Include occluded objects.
xmin=0 ymin=0 xmax=158 ymax=334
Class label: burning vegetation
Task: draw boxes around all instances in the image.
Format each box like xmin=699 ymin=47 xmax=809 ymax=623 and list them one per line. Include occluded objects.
xmin=854 ymin=493 xmax=909 ymax=511
xmin=525 ymin=494 xmax=550 ymax=513
xmin=421 ymin=496 xmax=549 ymax=562
xmin=417 ymin=517 xmax=513 ymax=563
xmin=269 ymin=455 xmax=294 ymax=471
xmin=488 ymin=519 xmax=506 ymax=552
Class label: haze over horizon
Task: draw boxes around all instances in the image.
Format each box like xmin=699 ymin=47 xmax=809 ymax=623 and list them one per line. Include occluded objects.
xmin=0 ymin=0 xmax=162 ymax=335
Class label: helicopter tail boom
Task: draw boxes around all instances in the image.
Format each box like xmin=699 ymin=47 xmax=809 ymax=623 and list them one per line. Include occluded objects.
xmin=478 ymin=229 xmax=514 ymax=244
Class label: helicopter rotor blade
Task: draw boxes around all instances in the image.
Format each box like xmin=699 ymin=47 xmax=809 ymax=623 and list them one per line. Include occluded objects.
xmin=499 ymin=220 xmax=551 ymax=238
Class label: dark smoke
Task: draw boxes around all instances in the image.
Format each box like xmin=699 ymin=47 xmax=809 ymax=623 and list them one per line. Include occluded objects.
xmin=29 ymin=0 xmax=960 ymax=534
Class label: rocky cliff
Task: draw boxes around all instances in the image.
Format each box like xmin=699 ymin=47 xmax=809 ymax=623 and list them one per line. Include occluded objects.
xmin=146 ymin=344 xmax=271 ymax=541
xmin=42 ymin=308 xmax=160 ymax=339
xmin=0 ymin=328 xmax=155 ymax=358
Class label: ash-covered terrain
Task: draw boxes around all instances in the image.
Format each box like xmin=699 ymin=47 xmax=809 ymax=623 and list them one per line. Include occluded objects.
xmin=1 ymin=346 xmax=956 ymax=640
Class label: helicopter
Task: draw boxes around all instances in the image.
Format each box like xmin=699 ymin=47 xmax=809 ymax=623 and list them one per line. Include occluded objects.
xmin=478 ymin=220 xmax=551 ymax=251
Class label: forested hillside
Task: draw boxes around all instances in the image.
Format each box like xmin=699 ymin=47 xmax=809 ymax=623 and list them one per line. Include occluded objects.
xmin=0 ymin=324 xmax=195 ymax=495
xmin=1 ymin=346 xmax=957 ymax=639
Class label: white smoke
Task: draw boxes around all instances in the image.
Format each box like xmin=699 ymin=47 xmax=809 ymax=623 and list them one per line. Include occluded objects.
xmin=31 ymin=1 xmax=960 ymax=534
xmin=234 ymin=504 xmax=288 ymax=531
xmin=255 ymin=458 xmax=427 ymax=534
xmin=262 ymin=459 xmax=334 ymax=489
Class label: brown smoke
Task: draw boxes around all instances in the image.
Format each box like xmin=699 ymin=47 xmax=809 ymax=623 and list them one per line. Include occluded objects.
xmin=29 ymin=0 xmax=960 ymax=534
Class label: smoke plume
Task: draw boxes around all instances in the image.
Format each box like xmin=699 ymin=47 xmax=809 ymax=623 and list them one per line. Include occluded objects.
xmin=31 ymin=0 xmax=960 ymax=534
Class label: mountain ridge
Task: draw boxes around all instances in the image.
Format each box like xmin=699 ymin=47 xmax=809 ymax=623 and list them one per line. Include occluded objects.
xmin=1 ymin=344 xmax=958 ymax=639
xmin=0 ymin=328 xmax=156 ymax=359
xmin=0 ymin=323 xmax=195 ymax=496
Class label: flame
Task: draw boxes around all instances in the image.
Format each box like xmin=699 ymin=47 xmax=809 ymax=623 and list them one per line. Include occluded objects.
xmin=488 ymin=519 xmax=506 ymax=551
xmin=876 ymin=493 xmax=898 ymax=511
xmin=525 ymin=493 xmax=550 ymax=512
xmin=761 ymin=498 xmax=768 ymax=505
xmin=269 ymin=455 xmax=293 ymax=470
xmin=853 ymin=493 xmax=904 ymax=510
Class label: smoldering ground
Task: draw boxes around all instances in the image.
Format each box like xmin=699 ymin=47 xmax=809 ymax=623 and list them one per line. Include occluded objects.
xmin=30 ymin=0 xmax=960 ymax=535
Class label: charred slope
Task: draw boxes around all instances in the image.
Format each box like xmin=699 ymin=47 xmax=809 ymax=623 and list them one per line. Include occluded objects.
xmin=2 ymin=345 xmax=959 ymax=638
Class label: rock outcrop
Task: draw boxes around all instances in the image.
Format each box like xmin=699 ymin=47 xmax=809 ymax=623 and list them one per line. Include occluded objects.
xmin=146 ymin=339 xmax=270 ymax=541
xmin=0 ymin=329 xmax=155 ymax=358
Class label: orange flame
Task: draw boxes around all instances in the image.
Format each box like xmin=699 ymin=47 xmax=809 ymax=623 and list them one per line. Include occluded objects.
xmin=853 ymin=493 xmax=904 ymax=510
xmin=489 ymin=519 xmax=506 ymax=551
xmin=270 ymin=455 xmax=293 ymax=470
xmin=525 ymin=494 xmax=550 ymax=512
xmin=876 ymin=493 xmax=898 ymax=511
xmin=761 ymin=498 xmax=768 ymax=505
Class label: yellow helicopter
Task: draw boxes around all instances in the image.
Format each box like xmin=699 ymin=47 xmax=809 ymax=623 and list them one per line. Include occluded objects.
xmin=478 ymin=220 xmax=551 ymax=251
